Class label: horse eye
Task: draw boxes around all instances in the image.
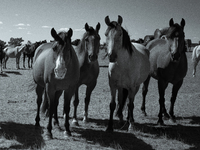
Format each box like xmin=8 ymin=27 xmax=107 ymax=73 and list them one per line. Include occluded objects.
xmin=85 ymin=37 xmax=89 ymax=42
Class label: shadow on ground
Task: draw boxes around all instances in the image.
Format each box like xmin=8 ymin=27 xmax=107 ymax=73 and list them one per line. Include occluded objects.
xmin=0 ymin=121 xmax=45 ymax=149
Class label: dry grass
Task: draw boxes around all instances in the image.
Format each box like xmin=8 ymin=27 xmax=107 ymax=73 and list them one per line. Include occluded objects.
xmin=0 ymin=51 xmax=200 ymax=150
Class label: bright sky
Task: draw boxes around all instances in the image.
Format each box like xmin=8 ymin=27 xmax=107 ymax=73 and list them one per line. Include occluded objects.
xmin=0 ymin=0 xmax=200 ymax=44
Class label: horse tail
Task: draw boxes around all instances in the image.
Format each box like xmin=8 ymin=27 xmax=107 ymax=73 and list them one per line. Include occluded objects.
xmin=41 ymin=91 xmax=49 ymax=116
xmin=27 ymin=79 xmax=37 ymax=92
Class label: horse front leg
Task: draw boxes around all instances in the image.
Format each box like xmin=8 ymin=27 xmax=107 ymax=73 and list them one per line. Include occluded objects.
xmin=45 ymin=84 xmax=55 ymax=140
xmin=157 ymin=80 xmax=168 ymax=125
xmin=127 ymin=86 xmax=140 ymax=132
xmin=192 ymin=60 xmax=199 ymax=77
xmin=72 ymin=87 xmax=79 ymax=126
xmin=106 ymin=77 xmax=117 ymax=132
xmin=63 ymin=86 xmax=76 ymax=138
xmin=53 ymin=90 xmax=63 ymax=130
xmin=116 ymin=88 xmax=128 ymax=124
xmin=169 ymin=80 xmax=183 ymax=122
xmin=23 ymin=53 xmax=26 ymax=68
xmin=83 ymin=80 xmax=97 ymax=123
xmin=141 ymin=75 xmax=151 ymax=116
xmin=3 ymin=56 xmax=8 ymax=69
xmin=35 ymin=85 xmax=44 ymax=127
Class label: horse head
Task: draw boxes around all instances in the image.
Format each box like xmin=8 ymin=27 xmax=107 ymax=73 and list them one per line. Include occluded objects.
xmin=105 ymin=15 xmax=132 ymax=62
xmin=83 ymin=22 xmax=101 ymax=62
xmin=51 ymin=28 xmax=73 ymax=79
xmin=166 ymin=18 xmax=186 ymax=61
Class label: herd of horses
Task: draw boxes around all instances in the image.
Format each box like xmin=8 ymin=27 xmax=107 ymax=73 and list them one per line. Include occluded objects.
xmin=0 ymin=15 xmax=200 ymax=140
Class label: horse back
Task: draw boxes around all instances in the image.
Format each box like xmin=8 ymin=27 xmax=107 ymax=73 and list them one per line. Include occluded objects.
xmin=192 ymin=45 xmax=200 ymax=63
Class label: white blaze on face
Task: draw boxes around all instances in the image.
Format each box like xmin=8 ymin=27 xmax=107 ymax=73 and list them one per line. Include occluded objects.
xmin=54 ymin=51 xmax=67 ymax=79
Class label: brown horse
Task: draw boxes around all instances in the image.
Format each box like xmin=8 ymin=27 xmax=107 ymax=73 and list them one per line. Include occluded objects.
xmin=105 ymin=15 xmax=150 ymax=132
xmin=32 ymin=28 xmax=80 ymax=139
xmin=142 ymin=18 xmax=188 ymax=125
xmin=71 ymin=22 xmax=100 ymax=126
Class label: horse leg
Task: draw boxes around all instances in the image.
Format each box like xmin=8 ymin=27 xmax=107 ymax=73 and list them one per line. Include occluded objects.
xmin=83 ymin=80 xmax=97 ymax=123
xmin=192 ymin=60 xmax=198 ymax=77
xmin=106 ymin=77 xmax=117 ymax=132
xmin=35 ymin=84 xmax=44 ymax=127
xmin=4 ymin=56 xmax=8 ymax=69
xmin=141 ymin=75 xmax=151 ymax=116
xmin=63 ymin=86 xmax=76 ymax=138
xmin=45 ymin=84 xmax=55 ymax=140
xmin=157 ymin=79 xmax=168 ymax=125
xmin=116 ymin=88 xmax=128 ymax=124
xmin=31 ymin=57 xmax=33 ymax=68
xmin=28 ymin=57 xmax=31 ymax=68
xmin=127 ymin=86 xmax=140 ymax=132
xmin=169 ymin=80 xmax=183 ymax=122
xmin=53 ymin=90 xmax=63 ymax=130
xmin=23 ymin=53 xmax=26 ymax=68
xmin=72 ymin=87 xmax=79 ymax=126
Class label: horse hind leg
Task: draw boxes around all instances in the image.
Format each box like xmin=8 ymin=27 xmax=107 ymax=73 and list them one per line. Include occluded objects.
xmin=35 ymin=85 xmax=44 ymax=127
xmin=169 ymin=80 xmax=183 ymax=122
xmin=83 ymin=81 xmax=97 ymax=123
xmin=141 ymin=75 xmax=151 ymax=116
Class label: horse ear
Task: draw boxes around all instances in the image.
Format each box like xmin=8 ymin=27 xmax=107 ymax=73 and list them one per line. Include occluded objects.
xmin=51 ymin=28 xmax=61 ymax=42
xmin=181 ymin=18 xmax=185 ymax=28
xmin=118 ymin=15 xmax=123 ymax=25
xmin=96 ymin=22 xmax=101 ymax=33
xmin=68 ymin=28 xmax=73 ymax=38
xmin=169 ymin=18 xmax=174 ymax=27
xmin=85 ymin=23 xmax=90 ymax=31
xmin=105 ymin=16 xmax=110 ymax=26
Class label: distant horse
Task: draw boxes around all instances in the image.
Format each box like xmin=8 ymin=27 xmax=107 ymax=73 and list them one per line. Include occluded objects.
xmin=23 ymin=40 xmax=47 ymax=68
xmin=105 ymin=15 xmax=150 ymax=132
xmin=33 ymin=28 xmax=80 ymax=139
xmin=0 ymin=45 xmax=5 ymax=72
xmin=3 ymin=44 xmax=28 ymax=69
xmin=192 ymin=45 xmax=200 ymax=77
xmin=142 ymin=18 xmax=187 ymax=125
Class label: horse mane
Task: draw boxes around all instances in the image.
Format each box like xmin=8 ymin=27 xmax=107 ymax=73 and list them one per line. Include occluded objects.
xmin=106 ymin=22 xmax=133 ymax=55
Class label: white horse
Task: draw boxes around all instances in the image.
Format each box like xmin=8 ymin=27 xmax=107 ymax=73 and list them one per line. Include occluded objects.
xmin=3 ymin=45 xmax=27 ymax=69
xmin=192 ymin=45 xmax=200 ymax=77
xmin=105 ymin=15 xmax=150 ymax=132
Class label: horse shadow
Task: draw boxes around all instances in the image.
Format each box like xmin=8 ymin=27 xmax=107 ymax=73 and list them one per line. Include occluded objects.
xmin=0 ymin=121 xmax=45 ymax=149
xmin=85 ymin=117 xmax=200 ymax=149
xmin=4 ymin=71 xmax=22 ymax=75
xmin=0 ymin=72 xmax=9 ymax=77
xmin=71 ymin=125 xmax=154 ymax=150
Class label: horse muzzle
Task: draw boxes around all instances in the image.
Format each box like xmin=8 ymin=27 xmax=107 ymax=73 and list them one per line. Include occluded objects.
xmin=89 ymin=54 xmax=98 ymax=62
xmin=54 ymin=68 xmax=67 ymax=79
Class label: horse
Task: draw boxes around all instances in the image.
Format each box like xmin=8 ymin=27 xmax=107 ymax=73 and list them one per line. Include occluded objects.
xmin=104 ymin=15 xmax=150 ymax=132
xmin=23 ymin=40 xmax=47 ymax=68
xmin=32 ymin=28 xmax=80 ymax=140
xmin=141 ymin=18 xmax=187 ymax=125
xmin=0 ymin=45 xmax=6 ymax=72
xmin=192 ymin=45 xmax=200 ymax=77
xmin=42 ymin=23 xmax=101 ymax=126
xmin=70 ymin=22 xmax=100 ymax=125
xmin=3 ymin=44 xmax=28 ymax=69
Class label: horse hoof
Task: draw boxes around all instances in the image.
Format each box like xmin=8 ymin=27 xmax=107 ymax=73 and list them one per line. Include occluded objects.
xmin=83 ymin=118 xmax=88 ymax=123
xmin=157 ymin=120 xmax=165 ymax=126
xmin=35 ymin=123 xmax=40 ymax=127
xmin=163 ymin=113 xmax=170 ymax=120
xmin=142 ymin=111 xmax=147 ymax=117
xmin=44 ymin=132 xmax=53 ymax=140
xmin=106 ymin=126 xmax=113 ymax=132
xmin=64 ymin=131 xmax=71 ymax=138
xmin=72 ymin=119 xmax=79 ymax=126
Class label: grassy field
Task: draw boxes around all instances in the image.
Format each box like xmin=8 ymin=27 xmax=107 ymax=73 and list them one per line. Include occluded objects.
xmin=0 ymin=51 xmax=200 ymax=150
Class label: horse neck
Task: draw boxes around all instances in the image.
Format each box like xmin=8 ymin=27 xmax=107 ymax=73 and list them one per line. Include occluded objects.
xmin=75 ymin=39 xmax=89 ymax=67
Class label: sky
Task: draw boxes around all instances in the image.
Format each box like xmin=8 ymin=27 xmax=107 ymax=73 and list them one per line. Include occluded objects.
xmin=0 ymin=0 xmax=200 ymax=44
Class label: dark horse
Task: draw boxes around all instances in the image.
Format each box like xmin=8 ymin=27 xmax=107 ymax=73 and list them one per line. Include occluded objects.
xmin=23 ymin=40 xmax=47 ymax=68
xmin=71 ymin=22 xmax=100 ymax=125
xmin=33 ymin=28 xmax=80 ymax=139
xmin=141 ymin=18 xmax=188 ymax=125
xmin=0 ymin=45 xmax=5 ymax=72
